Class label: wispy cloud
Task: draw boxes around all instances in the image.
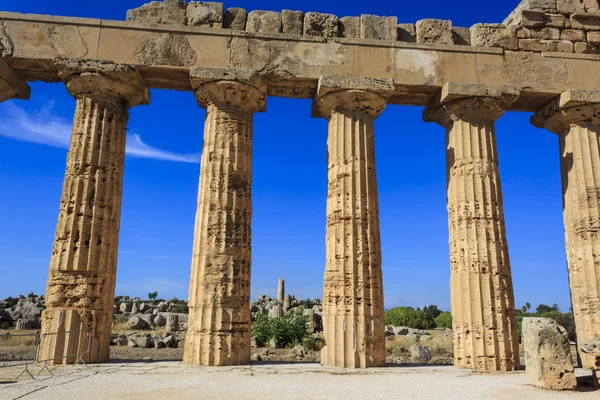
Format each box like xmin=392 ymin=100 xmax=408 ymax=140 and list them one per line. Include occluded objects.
xmin=0 ymin=102 xmax=200 ymax=163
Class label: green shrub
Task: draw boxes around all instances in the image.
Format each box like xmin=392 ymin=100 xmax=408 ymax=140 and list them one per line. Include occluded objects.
xmin=435 ymin=312 xmax=452 ymax=329
xmin=171 ymin=304 xmax=188 ymax=314
xmin=251 ymin=308 xmax=309 ymax=348
xmin=384 ymin=307 xmax=436 ymax=329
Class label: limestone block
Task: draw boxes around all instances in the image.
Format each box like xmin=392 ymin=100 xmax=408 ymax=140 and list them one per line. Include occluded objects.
xmin=575 ymin=41 xmax=598 ymax=52
xmin=544 ymin=13 xmax=567 ymax=27
xmin=360 ymin=15 xmax=398 ymax=40
xmin=585 ymin=0 xmax=600 ymax=12
xmin=521 ymin=10 xmax=546 ymax=28
xmin=416 ymin=19 xmax=453 ymax=44
xmin=127 ymin=316 xmax=149 ymax=330
xmin=523 ymin=318 xmax=577 ymax=390
xmin=126 ymin=1 xmax=186 ymax=25
xmin=588 ymin=30 xmax=600 ymax=44
xmin=529 ymin=0 xmax=559 ymax=12
xmin=470 ymin=24 xmax=519 ymax=50
xmin=571 ymin=13 xmax=600 ymax=30
xmin=268 ymin=304 xmax=284 ymax=318
xmin=520 ymin=38 xmax=549 ymax=50
xmin=544 ymin=39 xmax=575 ymax=51
xmin=339 ymin=16 xmax=360 ymax=38
xmin=397 ymin=23 xmax=416 ymax=42
xmin=246 ymin=10 xmax=282 ymax=34
xmin=530 ymin=27 xmax=561 ymax=38
xmin=224 ymin=8 xmax=246 ymax=30
xmin=452 ymin=27 xmax=471 ymax=45
xmin=186 ymin=2 xmax=223 ymax=27
xmin=558 ymin=0 xmax=586 ymax=14
xmin=282 ymin=10 xmax=304 ymax=35
xmin=561 ymin=28 xmax=586 ymax=40
xmin=580 ymin=340 xmax=600 ymax=357
xmin=303 ymin=12 xmax=338 ymax=38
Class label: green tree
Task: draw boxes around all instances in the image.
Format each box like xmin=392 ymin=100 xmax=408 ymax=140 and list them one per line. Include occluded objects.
xmin=435 ymin=312 xmax=453 ymax=329
xmin=148 ymin=291 xmax=158 ymax=300
xmin=251 ymin=308 xmax=308 ymax=348
xmin=423 ymin=305 xmax=441 ymax=320
xmin=536 ymin=304 xmax=559 ymax=314
xmin=384 ymin=307 xmax=436 ymax=329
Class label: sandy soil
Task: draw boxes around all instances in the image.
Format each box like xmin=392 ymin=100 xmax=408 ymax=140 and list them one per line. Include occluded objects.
xmin=1 ymin=362 xmax=598 ymax=400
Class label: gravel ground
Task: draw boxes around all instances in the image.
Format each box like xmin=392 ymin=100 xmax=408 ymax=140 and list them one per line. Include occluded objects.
xmin=0 ymin=362 xmax=598 ymax=400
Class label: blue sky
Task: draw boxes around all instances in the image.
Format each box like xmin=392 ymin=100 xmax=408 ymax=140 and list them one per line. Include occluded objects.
xmin=0 ymin=0 xmax=571 ymax=312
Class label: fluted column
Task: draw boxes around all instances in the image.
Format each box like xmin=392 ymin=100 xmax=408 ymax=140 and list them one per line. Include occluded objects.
xmin=0 ymin=58 xmax=30 ymax=102
xmin=533 ymin=90 xmax=600 ymax=369
xmin=424 ymin=83 xmax=520 ymax=371
xmin=39 ymin=59 xmax=149 ymax=365
xmin=314 ymin=77 xmax=393 ymax=368
xmin=184 ymin=67 xmax=266 ymax=366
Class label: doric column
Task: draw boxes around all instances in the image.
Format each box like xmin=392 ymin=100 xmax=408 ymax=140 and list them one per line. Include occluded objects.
xmin=532 ymin=90 xmax=600 ymax=369
xmin=424 ymin=83 xmax=520 ymax=371
xmin=314 ymin=76 xmax=393 ymax=368
xmin=184 ymin=67 xmax=266 ymax=366
xmin=39 ymin=58 xmax=149 ymax=365
xmin=0 ymin=58 xmax=30 ymax=102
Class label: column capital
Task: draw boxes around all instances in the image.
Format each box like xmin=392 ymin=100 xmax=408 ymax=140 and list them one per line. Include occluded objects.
xmin=423 ymin=82 xmax=519 ymax=129
xmin=190 ymin=67 xmax=266 ymax=112
xmin=531 ymin=89 xmax=600 ymax=134
xmin=54 ymin=58 xmax=150 ymax=108
xmin=0 ymin=59 xmax=30 ymax=102
xmin=312 ymin=76 xmax=394 ymax=119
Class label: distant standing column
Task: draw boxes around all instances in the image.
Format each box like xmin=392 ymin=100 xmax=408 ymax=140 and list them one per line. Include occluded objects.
xmin=532 ymin=90 xmax=600 ymax=369
xmin=184 ymin=67 xmax=266 ymax=367
xmin=314 ymin=76 xmax=394 ymax=369
xmin=277 ymin=278 xmax=285 ymax=303
xmin=424 ymin=83 xmax=520 ymax=371
xmin=39 ymin=59 xmax=149 ymax=364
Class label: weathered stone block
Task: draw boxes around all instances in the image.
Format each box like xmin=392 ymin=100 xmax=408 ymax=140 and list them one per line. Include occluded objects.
xmin=186 ymin=2 xmax=223 ymax=27
xmin=360 ymin=15 xmax=397 ymax=40
xmin=397 ymin=23 xmax=416 ymax=42
xmin=585 ymin=0 xmax=600 ymax=12
xmin=223 ymin=7 xmax=246 ymax=30
xmin=416 ymin=19 xmax=453 ymax=45
xmin=561 ymin=28 xmax=586 ymax=40
xmin=588 ymin=30 xmax=600 ymax=44
xmin=246 ymin=10 xmax=282 ymax=34
xmin=575 ymin=41 xmax=599 ymax=52
xmin=544 ymin=39 xmax=575 ymax=51
xmin=530 ymin=27 xmax=561 ymax=39
xmin=571 ymin=12 xmax=600 ymax=30
xmin=303 ymin=12 xmax=338 ymax=38
xmin=126 ymin=1 xmax=186 ymax=25
xmin=282 ymin=10 xmax=304 ymax=35
xmin=452 ymin=27 xmax=471 ymax=45
xmin=544 ymin=13 xmax=567 ymax=27
xmin=529 ymin=0 xmax=559 ymax=12
xmin=470 ymin=24 xmax=519 ymax=50
xmin=523 ymin=318 xmax=577 ymax=391
xmin=339 ymin=16 xmax=360 ymax=38
xmin=558 ymin=0 xmax=586 ymax=14
xmin=520 ymin=38 xmax=548 ymax=51
xmin=522 ymin=9 xmax=546 ymax=28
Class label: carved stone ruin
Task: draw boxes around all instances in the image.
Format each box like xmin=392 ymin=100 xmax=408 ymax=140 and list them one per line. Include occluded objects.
xmin=0 ymin=0 xmax=598 ymax=370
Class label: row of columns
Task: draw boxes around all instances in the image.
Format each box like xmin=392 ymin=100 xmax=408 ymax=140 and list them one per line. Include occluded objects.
xmin=1 ymin=58 xmax=598 ymax=370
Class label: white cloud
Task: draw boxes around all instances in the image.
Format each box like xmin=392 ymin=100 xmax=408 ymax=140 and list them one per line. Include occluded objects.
xmin=0 ymin=102 xmax=200 ymax=163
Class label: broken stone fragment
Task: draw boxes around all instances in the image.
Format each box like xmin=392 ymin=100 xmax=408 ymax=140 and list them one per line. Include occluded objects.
xmin=452 ymin=27 xmax=471 ymax=45
xmin=303 ymin=12 xmax=338 ymax=38
xmin=224 ymin=7 xmax=246 ymax=30
xmin=126 ymin=1 xmax=186 ymax=25
xmin=522 ymin=318 xmax=577 ymax=391
xmin=580 ymin=340 xmax=600 ymax=356
xmin=186 ymin=2 xmax=223 ymax=27
xmin=246 ymin=10 xmax=282 ymax=34
xmin=470 ymin=23 xmax=519 ymax=51
xmin=416 ymin=19 xmax=453 ymax=45
xmin=397 ymin=23 xmax=416 ymax=43
xmin=339 ymin=16 xmax=360 ymax=38
xmin=360 ymin=15 xmax=398 ymax=40
xmin=282 ymin=10 xmax=304 ymax=35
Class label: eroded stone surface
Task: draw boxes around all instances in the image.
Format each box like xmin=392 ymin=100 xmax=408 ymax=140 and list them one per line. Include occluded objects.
xmin=304 ymin=12 xmax=338 ymax=38
xmin=523 ymin=318 xmax=577 ymax=390
xmin=416 ymin=19 xmax=453 ymax=44
xmin=282 ymin=10 xmax=303 ymax=35
xmin=126 ymin=1 xmax=186 ymax=25
xmin=361 ymin=15 xmax=397 ymax=40
xmin=247 ymin=10 xmax=282 ymax=34
xmin=0 ymin=22 xmax=14 ymax=58
xmin=184 ymin=68 xmax=265 ymax=367
xmin=224 ymin=7 xmax=246 ymax=30
xmin=424 ymin=83 xmax=520 ymax=372
xmin=339 ymin=17 xmax=360 ymax=38
xmin=186 ymin=2 xmax=223 ymax=27
xmin=135 ymin=34 xmax=197 ymax=67
xmin=532 ymin=90 xmax=600 ymax=369
xmin=39 ymin=60 xmax=148 ymax=364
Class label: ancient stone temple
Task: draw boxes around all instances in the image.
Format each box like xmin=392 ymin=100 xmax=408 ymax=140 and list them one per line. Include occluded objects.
xmin=2 ymin=0 xmax=600 ymax=370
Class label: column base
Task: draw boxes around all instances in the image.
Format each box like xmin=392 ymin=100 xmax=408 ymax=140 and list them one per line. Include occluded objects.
xmin=183 ymin=329 xmax=250 ymax=366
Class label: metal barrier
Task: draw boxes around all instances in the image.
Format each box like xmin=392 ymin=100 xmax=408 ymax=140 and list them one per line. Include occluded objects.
xmin=37 ymin=330 xmax=92 ymax=376
xmin=0 ymin=331 xmax=40 ymax=380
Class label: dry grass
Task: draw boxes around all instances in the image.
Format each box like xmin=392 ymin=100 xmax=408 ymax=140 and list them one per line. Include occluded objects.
xmin=386 ymin=329 xmax=453 ymax=357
